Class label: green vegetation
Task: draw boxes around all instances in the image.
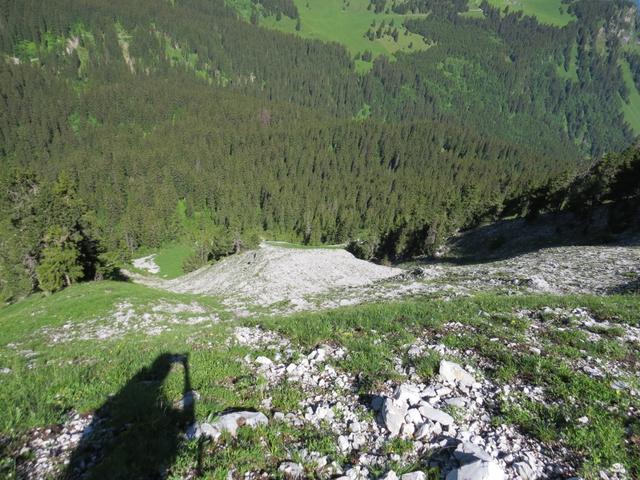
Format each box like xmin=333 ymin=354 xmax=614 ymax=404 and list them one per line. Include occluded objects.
xmin=620 ymin=59 xmax=640 ymax=135
xmin=145 ymin=244 xmax=194 ymax=279
xmin=259 ymin=0 xmax=429 ymax=71
xmin=0 ymin=285 xmax=638 ymax=478
xmin=474 ymin=0 xmax=575 ymax=26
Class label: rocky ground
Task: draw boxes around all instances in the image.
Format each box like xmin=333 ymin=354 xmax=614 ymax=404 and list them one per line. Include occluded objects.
xmin=127 ymin=238 xmax=640 ymax=317
xmin=4 ymin=235 xmax=639 ymax=480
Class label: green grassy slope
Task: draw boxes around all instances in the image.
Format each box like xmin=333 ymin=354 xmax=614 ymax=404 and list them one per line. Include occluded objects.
xmin=620 ymin=59 xmax=640 ymax=135
xmin=0 ymin=279 xmax=638 ymax=478
xmin=469 ymin=0 xmax=575 ymax=26
xmin=258 ymin=0 xmax=430 ymax=72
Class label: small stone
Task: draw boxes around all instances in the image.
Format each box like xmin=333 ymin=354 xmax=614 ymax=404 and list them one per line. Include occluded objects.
xmin=401 ymin=472 xmax=426 ymax=480
xmin=393 ymin=384 xmax=423 ymax=406
xmin=514 ymin=461 xmax=535 ymax=480
xmin=405 ymin=408 xmax=423 ymax=425
xmin=279 ymin=462 xmax=305 ymax=479
xmin=446 ymin=460 xmax=505 ymax=480
xmin=454 ymin=442 xmax=493 ymax=463
xmin=338 ymin=435 xmax=350 ymax=452
xmin=255 ymin=356 xmax=273 ymax=366
xmin=352 ymin=433 xmax=367 ymax=449
xmin=380 ymin=471 xmax=399 ymax=480
xmin=175 ymin=390 xmax=199 ymax=409
xmin=415 ymin=422 xmax=432 ymax=439
xmin=445 ymin=397 xmax=466 ymax=408
xmin=439 ymin=360 xmax=475 ymax=387
xmin=209 ymin=411 xmax=268 ymax=439
xmin=382 ymin=398 xmax=409 ymax=436
xmin=418 ymin=405 xmax=454 ymax=426
xmin=401 ymin=422 xmax=415 ymax=437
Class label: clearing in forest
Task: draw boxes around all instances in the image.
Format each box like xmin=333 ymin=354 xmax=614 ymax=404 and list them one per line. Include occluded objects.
xmin=469 ymin=0 xmax=575 ymax=26
xmin=254 ymin=0 xmax=430 ymax=72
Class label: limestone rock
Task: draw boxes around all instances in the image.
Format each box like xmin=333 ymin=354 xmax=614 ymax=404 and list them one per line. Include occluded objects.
xmin=190 ymin=411 xmax=268 ymax=440
xmin=401 ymin=472 xmax=427 ymax=480
xmin=453 ymin=442 xmax=492 ymax=463
xmin=380 ymin=471 xmax=399 ymax=480
xmin=279 ymin=462 xmax=305 ymax=479
xmin=418 ymin=405 xmax=454 ymax=426
xmin=393 ymin=384 xmax=423 ymax=406
xmin=439 ymin=360 xmax=475 ymax=387
xmin=513 ymin=461 xmax=535 ymax=480
xmin=382 ymin=397 xmax=408 ymax=436
xmin=445 ymin=460 xmax=505 ymax=480
xmin=255 ymin=356 xmax=273 ymax=366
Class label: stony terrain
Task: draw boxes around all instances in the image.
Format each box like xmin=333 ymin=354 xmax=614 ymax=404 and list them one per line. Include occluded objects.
xmin=129 ymin=238 xmax=639 ymax=316
xmin=3 ymin=235 xmax=639 ymax=480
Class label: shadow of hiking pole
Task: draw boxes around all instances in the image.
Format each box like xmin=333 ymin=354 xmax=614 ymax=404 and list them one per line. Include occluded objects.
xmin=61 ymin=353 xmax=196 ymax=480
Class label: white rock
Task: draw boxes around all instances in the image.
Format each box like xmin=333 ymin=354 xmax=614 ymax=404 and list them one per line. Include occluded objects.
xmin=401 ymin=472 xmax=427 ymax=480
xmin=454 ymin=442 xmax=493 ymax=463
xmin=393 ymin=384 xmax=423 ymax=406
xmin=255 ymin=356 xmax=273 ymax=366
xmin=401 ymin=422 xmax=415 ymax=437
xmin=439 ymin=360 xmax=475 ymax=387
xmin=338 ymin=435 xmax=351 ymax=452
xmin=208 ymin=411 xmax=268 ymax=439
xmin=380 ymin=471 xmax=399 ymax=480
xmin=279 ymin=462 xmax=305 ymax=479
xmin=286 ymin=363 xmax=298 ymax=374
xmin=446 ymin=460 xmax=505 ymax=480
xmin=445 ymin=397 xmax=466 ymax=408
xmin=352 ymin=433 xmax=367 ymax=449
xmin=382 ymin=398 xmax=408 ymax=436
xmin=418 ymin=405 xmax=454 ymax=426
xmin=414 ymin=422 xmax=432 ymax=439
xmin=513 ymin=461 xmax=535 ymax=480
xmin=405 ymin=408 xmax=423 ymax=425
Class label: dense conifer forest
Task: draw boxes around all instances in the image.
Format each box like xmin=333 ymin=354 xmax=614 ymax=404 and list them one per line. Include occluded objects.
xmin=1 ymin=0 xmax=640 ymax=300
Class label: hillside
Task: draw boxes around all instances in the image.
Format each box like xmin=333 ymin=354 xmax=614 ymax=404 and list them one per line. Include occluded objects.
xmin=1 ymin=232 xmax=639 ymax=479
xmin=1 ymin=1 xmax=640 ymax=479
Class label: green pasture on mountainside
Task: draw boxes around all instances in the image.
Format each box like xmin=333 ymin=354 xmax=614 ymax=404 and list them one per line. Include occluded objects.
xmin=257 ymin=0 xmax=430 ymax=72
xmin=470 ymin=0 xmax=575 ymax=26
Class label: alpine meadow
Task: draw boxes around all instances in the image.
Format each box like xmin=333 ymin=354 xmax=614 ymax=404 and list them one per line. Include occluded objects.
xmin=0 ymin=1 xmax=639 ymax=480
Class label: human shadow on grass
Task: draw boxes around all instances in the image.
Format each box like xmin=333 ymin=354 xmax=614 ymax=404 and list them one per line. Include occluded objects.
xmin=60 ymin=353 xmax=196 ymax=480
